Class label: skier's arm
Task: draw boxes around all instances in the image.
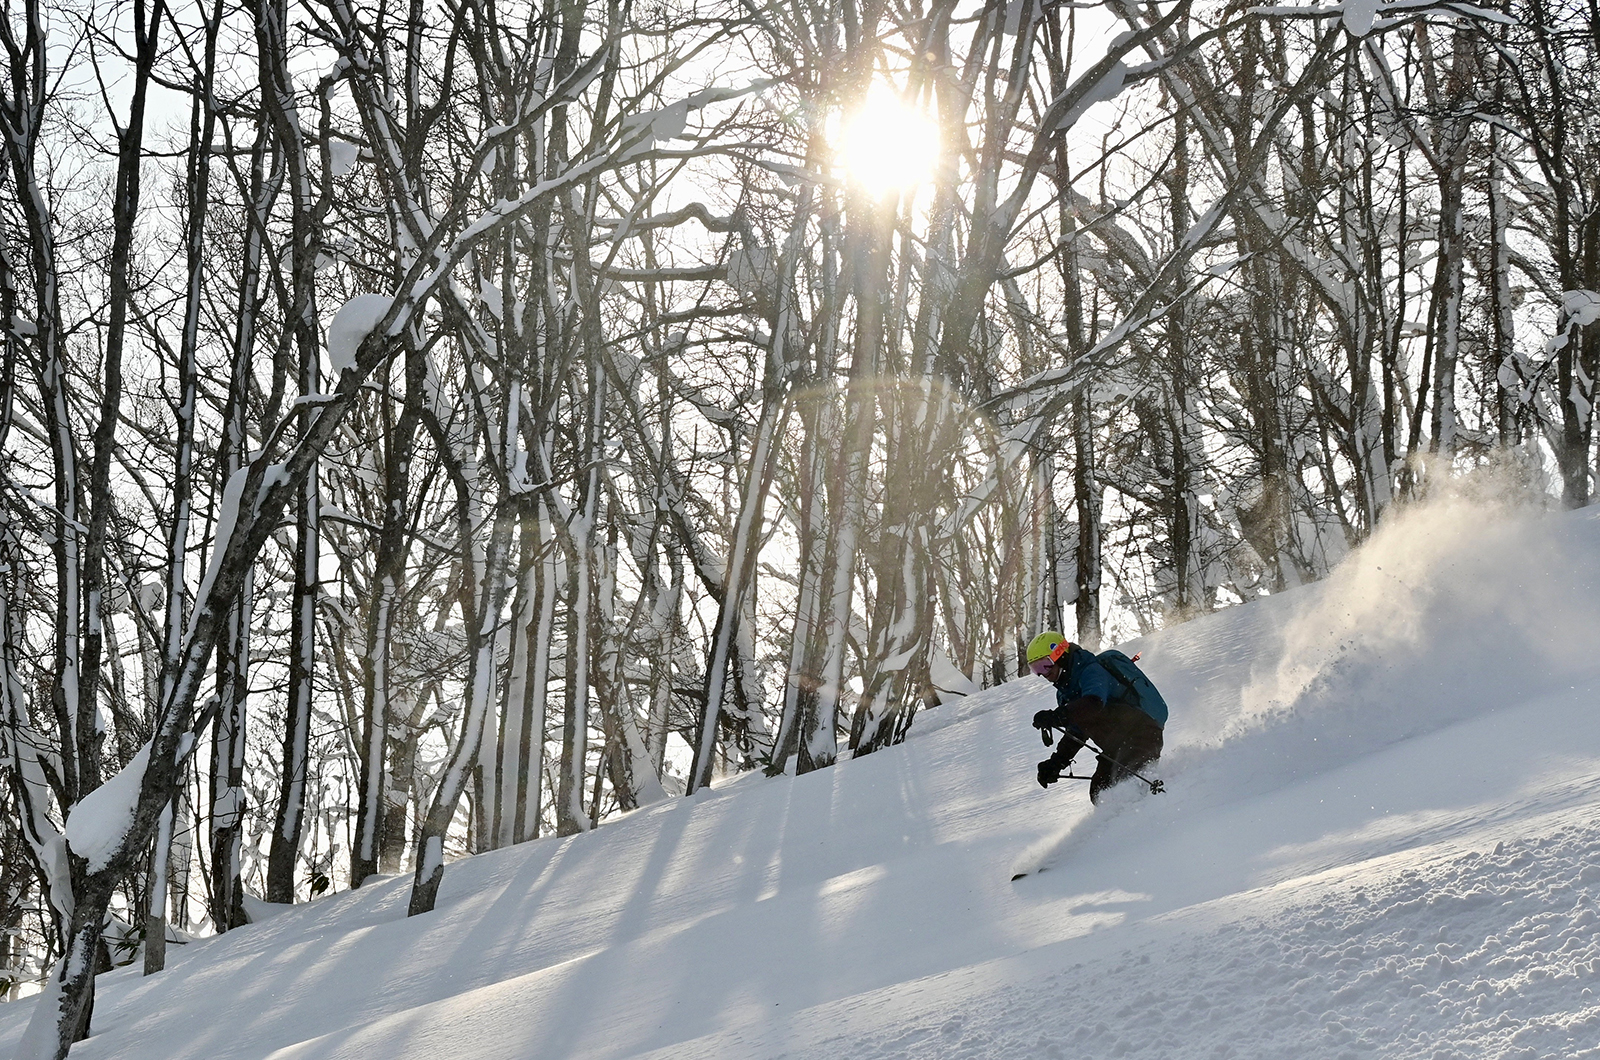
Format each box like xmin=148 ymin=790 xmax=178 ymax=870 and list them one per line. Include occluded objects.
xmin=1076 ymin=658 xmax=1115 ymax=705
xmin=1036 ymin=727 xmax=1090 ymax=787
xmin=1032 ymin=694 xmax=1105 ymax=734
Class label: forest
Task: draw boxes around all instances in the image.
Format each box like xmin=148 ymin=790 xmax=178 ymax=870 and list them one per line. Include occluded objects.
xmin=0 ymin=0 xmax=1596 ymax=1052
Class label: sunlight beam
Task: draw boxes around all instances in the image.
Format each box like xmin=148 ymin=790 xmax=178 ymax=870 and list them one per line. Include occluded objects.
xmin=837 ymin=86 xmax=940 ymax=199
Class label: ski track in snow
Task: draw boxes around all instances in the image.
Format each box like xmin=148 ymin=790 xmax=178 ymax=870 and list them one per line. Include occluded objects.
xmin=715 ymin=819 xmax=1600 ymax=1060
xmin=4 ymin=500 xmax=1600 ymax=1060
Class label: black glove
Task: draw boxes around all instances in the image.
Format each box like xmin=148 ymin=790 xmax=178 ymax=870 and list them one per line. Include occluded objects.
xmin=1037 ymin=757 xmax=1063 ymax=787
xmin=1033 ymin=707 xmax=1067 ymax=745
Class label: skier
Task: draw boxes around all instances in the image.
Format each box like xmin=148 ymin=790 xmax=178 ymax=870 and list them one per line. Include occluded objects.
xmin=1025 ymin=631 xmax=1167 ymax=804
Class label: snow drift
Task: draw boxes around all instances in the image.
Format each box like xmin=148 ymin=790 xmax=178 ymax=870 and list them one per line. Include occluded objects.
xmin=3 ymin=493 xmax=1599 ymax=1060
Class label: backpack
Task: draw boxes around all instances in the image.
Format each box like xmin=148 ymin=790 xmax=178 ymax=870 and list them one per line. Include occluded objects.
xmin=1094 ymin=650 xmax=1169 ymax=727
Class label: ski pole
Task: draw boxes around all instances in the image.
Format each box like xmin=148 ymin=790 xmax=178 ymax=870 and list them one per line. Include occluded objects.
xmin=1094 ymin=749 xmax=1164 ymax=795
xmin=1078 ymin=739 xmax=1166 ymax=795
xmin=1041 ymin=729 xmax=1164 ymax=794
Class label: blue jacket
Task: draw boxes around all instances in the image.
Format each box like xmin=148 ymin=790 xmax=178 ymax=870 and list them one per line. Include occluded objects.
xmin=1053 ymin=647 xmax=1167 ymax=727
xmin=1052 ymin=647 xmax=1115 ymax=708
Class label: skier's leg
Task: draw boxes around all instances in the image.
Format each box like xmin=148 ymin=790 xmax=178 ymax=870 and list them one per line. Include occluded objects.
xmin=1107 ymin=712 xmax=1164 ymax=789
xmin=1086 ymin=708 xmax=1164 ymax=802
xmin=1088 ymin=753 xmax=1116 ymax=804
xmin=1091 ymin=733 xmax=1160 ymax=801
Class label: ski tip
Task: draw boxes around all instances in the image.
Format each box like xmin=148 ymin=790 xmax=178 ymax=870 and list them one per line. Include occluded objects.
xmin=1010 ymin=872 xmax=1028 ymax=881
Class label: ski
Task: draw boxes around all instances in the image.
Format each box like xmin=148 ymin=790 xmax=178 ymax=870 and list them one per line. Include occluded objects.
xmin=1010 ymin=769 xmax=1166 ymax=881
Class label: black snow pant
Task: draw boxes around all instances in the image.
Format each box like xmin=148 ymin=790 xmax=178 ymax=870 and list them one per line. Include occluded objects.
xmin=1060 ymin=703 xmax=1163 ymax=804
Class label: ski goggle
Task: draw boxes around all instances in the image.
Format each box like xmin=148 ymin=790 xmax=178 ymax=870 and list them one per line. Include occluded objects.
xmin=1029 ymin=640 xmax=1070 ymax=675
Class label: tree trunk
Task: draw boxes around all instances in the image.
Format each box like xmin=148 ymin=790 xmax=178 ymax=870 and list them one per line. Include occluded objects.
xmin=408 ymin=500 xmax=514 ymax=914
xmin=143 ymin=802 xmax=174 ymax=975
xmin=352 ymin=342 xmax=421 ymax=886
xmin=688 ymin=397 xmax=787 ymax=790
xmin=1071 ymin=393 xmax=1102 ymax=649
xmin=267 ymin=437 xmax=319 ymax=905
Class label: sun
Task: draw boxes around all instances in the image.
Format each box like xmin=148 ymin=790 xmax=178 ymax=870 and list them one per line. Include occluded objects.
xmin=837 ymin=86 xmax=940 ymax=199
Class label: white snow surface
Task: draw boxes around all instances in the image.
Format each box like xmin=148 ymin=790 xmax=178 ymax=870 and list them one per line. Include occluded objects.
xmin=8 ymin=496 xmax=1600 ymax=1060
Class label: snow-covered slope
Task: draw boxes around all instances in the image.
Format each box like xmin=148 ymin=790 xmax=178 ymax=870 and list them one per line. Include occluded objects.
xmin=6 ymin=496 xmax=1600 ymax=1060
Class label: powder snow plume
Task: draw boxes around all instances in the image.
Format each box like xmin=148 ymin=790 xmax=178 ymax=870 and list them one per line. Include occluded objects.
xmin=1132 ymin=471 xmax=1600 ymax=811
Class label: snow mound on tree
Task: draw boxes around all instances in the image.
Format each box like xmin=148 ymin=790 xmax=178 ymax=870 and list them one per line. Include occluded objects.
xmin=327 ymin=294 xmax=392 ymax=376
xmin=63 ymin=741 xmax=150 ymax=873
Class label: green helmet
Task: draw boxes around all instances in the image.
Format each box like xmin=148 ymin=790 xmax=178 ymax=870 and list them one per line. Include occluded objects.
xmin=1026 ymin=631 xmax=1068 ymax=665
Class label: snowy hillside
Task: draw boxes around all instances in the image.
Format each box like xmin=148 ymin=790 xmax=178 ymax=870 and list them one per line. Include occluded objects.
xmin=6 ymin=495 xmax=1600 ymax=1060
